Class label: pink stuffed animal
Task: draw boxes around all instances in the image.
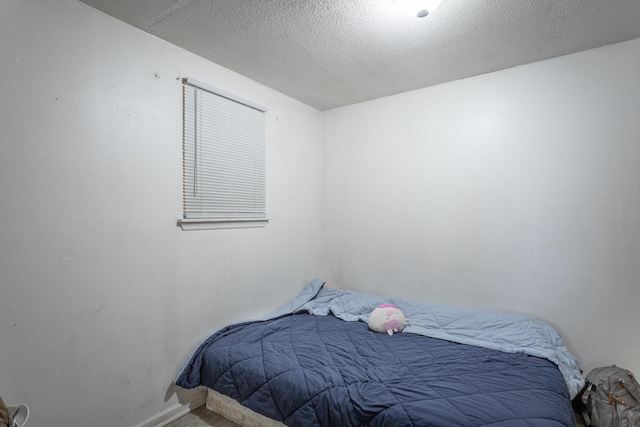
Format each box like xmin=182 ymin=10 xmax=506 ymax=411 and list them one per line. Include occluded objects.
xmin=367 ymin=304 xmax=407 ymax=335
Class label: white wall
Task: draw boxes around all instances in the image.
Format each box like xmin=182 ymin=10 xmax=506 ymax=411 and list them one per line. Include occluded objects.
xmin=0 ymin=1 xmax=323 ymax=426
xmin=323 ymin=38 xmax=640 ymax=376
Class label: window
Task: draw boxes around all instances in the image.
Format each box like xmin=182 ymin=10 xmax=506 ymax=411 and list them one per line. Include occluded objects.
xmin=178 ymin=78 xmax=268 ymax=230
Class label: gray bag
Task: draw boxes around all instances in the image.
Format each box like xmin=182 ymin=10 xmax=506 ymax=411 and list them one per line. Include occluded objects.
xmin=628 ymin=408 xmax=640 ymax=427
xmin=586 ymin=365 xmax=640 ymax=427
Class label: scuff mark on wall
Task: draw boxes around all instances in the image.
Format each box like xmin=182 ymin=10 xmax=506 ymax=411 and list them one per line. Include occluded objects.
xmin=60 ymin=249 xmax=83 ymax=262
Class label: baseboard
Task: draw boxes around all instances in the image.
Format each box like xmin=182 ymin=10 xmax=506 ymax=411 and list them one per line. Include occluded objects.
xmin=131 ymin=389 xmax=207 ymax=427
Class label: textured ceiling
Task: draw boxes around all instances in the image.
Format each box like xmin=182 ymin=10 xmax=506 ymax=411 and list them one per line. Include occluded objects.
xmin=78 ymin=0 xmax=640 ymax=111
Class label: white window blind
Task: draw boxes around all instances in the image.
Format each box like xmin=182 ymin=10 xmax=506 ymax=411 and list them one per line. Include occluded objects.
xmin=180 ymin=78 xmax=267 ymax=230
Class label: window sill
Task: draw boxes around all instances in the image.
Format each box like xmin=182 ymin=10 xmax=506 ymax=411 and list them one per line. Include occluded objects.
xmin=178 ymin=218 xmax=269 ymax=231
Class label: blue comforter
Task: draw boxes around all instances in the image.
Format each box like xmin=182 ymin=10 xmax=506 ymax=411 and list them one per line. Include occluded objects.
xmin=176 ymin=280 xmax=581 ymax=426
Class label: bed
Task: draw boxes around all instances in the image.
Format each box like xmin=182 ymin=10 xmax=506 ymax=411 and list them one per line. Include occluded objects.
xmin=176 ymin=280 xmax=584 ymax=426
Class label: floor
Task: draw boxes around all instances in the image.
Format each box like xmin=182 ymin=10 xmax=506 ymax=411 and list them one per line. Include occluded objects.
xmin=166 ymin=405 xmax=587 ymax=427
xmin=166 ymin=405 xmax=240 ymax=427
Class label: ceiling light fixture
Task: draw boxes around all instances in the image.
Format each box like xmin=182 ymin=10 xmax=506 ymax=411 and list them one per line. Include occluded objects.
xmin=395 ymin=0 xmax=441 ymax=18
